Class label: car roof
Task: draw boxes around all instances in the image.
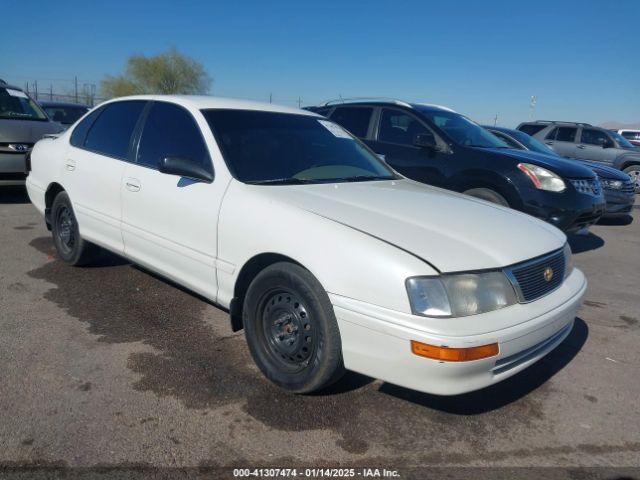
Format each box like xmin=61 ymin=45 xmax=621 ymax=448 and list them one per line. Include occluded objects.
xmin=39 ymin=101 xmax=90 ymax=108
xmin=100 ymin=95 xmax=320 ymax=116
xmin=314 ymin=98 xmax=457 ymax=113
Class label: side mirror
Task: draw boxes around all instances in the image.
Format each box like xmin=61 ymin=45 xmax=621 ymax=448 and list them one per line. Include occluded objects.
xmin=159 ymin=157 xmax=214 ymax=183
xmin=413 ymin=133 xmax=439 ymax=150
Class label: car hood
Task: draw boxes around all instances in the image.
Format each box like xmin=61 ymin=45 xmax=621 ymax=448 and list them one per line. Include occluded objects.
xmin=575 ymin=160 xmax=631 ymax=180
xmin=0 ymin=118 xmax=63 ymax=143
xmin=258 ymin=179 xmax=565 ymax=273
xmin=479 ymin=148 xmax=596 ymax=178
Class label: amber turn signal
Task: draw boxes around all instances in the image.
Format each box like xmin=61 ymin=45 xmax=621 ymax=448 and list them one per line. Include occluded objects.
xmin=411 ymin=340 xmax=499 ymax=362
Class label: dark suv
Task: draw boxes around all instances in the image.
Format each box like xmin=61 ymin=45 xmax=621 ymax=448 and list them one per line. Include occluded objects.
xmin=306 ymin=100 xmax=605 ymax=232
xmin=517 ymin=121 xmax=640 ymax=193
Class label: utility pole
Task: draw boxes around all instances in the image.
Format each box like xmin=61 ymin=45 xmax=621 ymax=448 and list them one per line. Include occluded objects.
xmin=529 ymin=95 xmax=537 ymax=120
xmin=74 ymin=76 xmax=78 ymax=103
xmin=493 ymin=114 xmax=498 ymax=126
xmin=34 ymin=80 xmax=38 ymax=100
xmin=50 ymin=83 xmax=53 ymax=100
xmin=297 ymin=96 xmax=302 ymax=108
xmin=269 ymin=93 xmax=272 ymax=104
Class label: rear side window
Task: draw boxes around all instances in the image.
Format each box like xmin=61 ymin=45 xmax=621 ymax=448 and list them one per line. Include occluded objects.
xmin=84 ymin=101 xmax=146 ymax=159
xmin=580 ymin=129 xmax=610 ymax=146
xmin=137 ymin=102 xmax=211 ymax=170
xmin=378 ymin=109 xmax=427 ymax=145
xmin=547 ymin=127 xmax=577 ymax=142
xmin=518 ymin=124 xmax=546 ymax=136
xmin=329 ymin=107 xmax=373 ymax=138
xmin=70 ymin=107 xmax=103 ymax=147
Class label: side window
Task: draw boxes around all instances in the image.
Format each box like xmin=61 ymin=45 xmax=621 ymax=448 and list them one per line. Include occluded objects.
xmin=84 ymin=101 xmax=146 ymax=158
xmin=70 ymin=107 xmax=103 ymax=147
xmin=378 ymin=109 xmax=427 ymax=146
xmin=137 ymin=102 xmax=211 ymax=171
xmin=581 ymin=129 xmax=610 ymax=146
xmin=329 ymin=107 xmax=373 ymax=138
xmin=555 ymin=127 xmax=577 ymax=142
xmin=545 ymin=128 xmax=558 ymax=140
xmin=493 ymin=132 xmax=521 ymax=149
xmin=519 ymin=124 xmax=547 ymax=136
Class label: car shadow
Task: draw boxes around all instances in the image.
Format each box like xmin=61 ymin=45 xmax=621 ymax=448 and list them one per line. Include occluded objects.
xmin=0 ymin=186 xmax=30 ymax=204
xmin=567 ymin=232 xmax=604 ymax=254
xmin=597 ymin=215 xmax=634 ymax=226
xmin=377 ymin=317 xmax=588 ymax=415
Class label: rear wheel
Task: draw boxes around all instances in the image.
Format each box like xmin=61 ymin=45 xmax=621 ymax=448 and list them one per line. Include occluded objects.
xmin=463 ymin=187 xmax=510 ymax=207
xmin=243 ymin=262 xmax=345 ymax=393
xmin=51 ymin=191 xmax=100 ymax=266
xmin=623 ymin=165 xmax=640 ymax=194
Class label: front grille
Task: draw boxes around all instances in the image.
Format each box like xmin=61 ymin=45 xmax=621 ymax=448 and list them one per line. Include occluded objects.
xmin=505 ymin=249 xmax=565 ymax=302
xmin=620 ymin=180 xmax=635 ymax=194
xmin=570 ymin=178 xmax=601 ymax=196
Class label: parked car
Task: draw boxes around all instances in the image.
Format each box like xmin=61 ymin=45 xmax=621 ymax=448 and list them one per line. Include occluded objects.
xmin=517 ymin=120 xmax=640 ymax=193
xmin=485 ymin=126 xmax=635 ymax=218
xmin=614 ymin=129 xmax=640 ymax=147
xmin=39 ymin=101 xmax=90 ymax=128
xmin=26 ymin=95 xmax=586 ymax=396
xmin=0 ymin=80 xmax=64 ymax=186
xmin=307 ymin=100 xmax=605 ymax=232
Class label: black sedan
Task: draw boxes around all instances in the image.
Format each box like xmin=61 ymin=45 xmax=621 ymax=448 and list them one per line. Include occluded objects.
xmin=486 ymin=126 xmax=635 ymax=218
xmin=39 ymin=101 xmax=89 ymax=128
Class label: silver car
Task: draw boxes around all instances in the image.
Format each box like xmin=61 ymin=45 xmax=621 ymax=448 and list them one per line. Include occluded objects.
xmin=517 ymin=120 xmax=640 ymax=193
xmin=0 ymin=80 xmax=63 ymax=186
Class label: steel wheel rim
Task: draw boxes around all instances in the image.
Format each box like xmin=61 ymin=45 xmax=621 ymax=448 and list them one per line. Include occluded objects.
xmin=56 ymin=205 xmax=75 ymax=254
xmin=259 ymin=289 xmax=315 ymax=372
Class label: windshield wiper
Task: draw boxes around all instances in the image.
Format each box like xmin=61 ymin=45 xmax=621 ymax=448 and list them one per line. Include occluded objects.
xmin=245 ymin=178 xmax=319 ymax=185
xmin=341 ymin=175 xmax=396 ymax=182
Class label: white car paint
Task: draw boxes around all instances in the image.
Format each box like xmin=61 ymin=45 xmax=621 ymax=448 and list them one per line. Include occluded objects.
xmin=26 ymin=95 xmax=587 ymax=395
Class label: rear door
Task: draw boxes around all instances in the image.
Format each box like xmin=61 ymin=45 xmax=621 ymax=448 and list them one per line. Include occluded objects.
xmin=121 ymin=101 xmax=224 ymax=300
xmin=64 ymin=100 xmax=146 ymax=253
xmin=575 ymin=128 xmax=618 ymax=165
xmin=543 ymin=126 xmax=578 ymax=158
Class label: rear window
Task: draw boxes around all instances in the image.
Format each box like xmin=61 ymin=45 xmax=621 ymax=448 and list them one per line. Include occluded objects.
xmin=329 ymin=107 xmax=373 ymax=138
xmin=44 ymin=106 xmax=89 ymax=125
xmin=518 ymin=124 xmax=546 ymax=136
xmin=0 ymin=87 xmax=48 ymax=121
xmin=621 ymin=131 xmax=640 ymax=141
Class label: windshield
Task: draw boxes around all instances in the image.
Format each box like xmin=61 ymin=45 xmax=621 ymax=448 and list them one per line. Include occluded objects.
xmin=416 ymin=108 xmax=508 ymax=148
xmin=202 ymin=109 xmax=398 ymax=184
xmin=43 ymin=105 xmax=88 ymax=125
xmin=508 ymin=129 xmax=559 ymax=156
xmin=609 ymin=131 xmax=635 ymax=149
xmin=0 ymin=87 xmax=48 ymax=121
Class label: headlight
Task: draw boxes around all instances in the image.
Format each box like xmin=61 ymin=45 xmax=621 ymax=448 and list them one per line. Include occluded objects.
xmin=517 ymin=163 xmax=566 ymax=192
xmin=601 ymin=179 xmax=623 ymax=190
xmin=406 ymin=272 xmax=518 ymax=318
xmin=563 ymin=242 xmax=574 ymax=279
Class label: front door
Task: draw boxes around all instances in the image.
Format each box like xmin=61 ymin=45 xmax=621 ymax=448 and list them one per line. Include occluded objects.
xmin=575 ymin=128 xmax=618 ymax=165
xmin=121 ymin=101 xmax=227 ymax=300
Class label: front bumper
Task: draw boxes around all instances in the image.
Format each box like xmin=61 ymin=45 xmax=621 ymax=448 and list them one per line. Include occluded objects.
xmin=330 ymin=268 xmax=587 ymax=396
xmin=602 ymin=189 xmax=635 ymax=217
xmin=0 ymin=152 xmax=28 ymax=186
xmin=519 ymin=186 xmax=605 ymax=233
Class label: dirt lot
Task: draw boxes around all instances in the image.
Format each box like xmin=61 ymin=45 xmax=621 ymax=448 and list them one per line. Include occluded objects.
xmin=0 ymin=186 xmax=638 ymax=478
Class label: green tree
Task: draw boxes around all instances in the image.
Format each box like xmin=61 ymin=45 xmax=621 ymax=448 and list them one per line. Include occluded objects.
xmin=101 ymin=48 xmax=211 ymax=98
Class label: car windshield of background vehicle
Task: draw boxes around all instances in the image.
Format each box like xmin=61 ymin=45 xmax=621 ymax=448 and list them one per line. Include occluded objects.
xmin=44 ymin=106 xmax=88 ymax=125
xmin=0 ymin=88 xmax=48 ymax=121
xmin=416 ymin=108 xmax=508 ymax=148
xmin=510 ymin=130 xmax=559 ymax=156
xmin=609 ymin=131 xmax=635 ymax=148
xmin=203 ymin=109 xmax=398 ymax=185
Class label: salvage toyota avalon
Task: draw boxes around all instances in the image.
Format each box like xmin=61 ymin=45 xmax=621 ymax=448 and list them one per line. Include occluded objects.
xmin=26 ymin=96 xmax=587 ymax=395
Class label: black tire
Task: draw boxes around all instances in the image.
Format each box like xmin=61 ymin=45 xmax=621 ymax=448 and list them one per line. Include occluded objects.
xmin=623 ymin=165 xmax=640 ymax=194
xmin=51 ymin=191 xmax=100 ymax=266
xmin=463 ymin=187 xmax=510 ymax=207
xmin=243 ymin=262 xmax=345 ymax=393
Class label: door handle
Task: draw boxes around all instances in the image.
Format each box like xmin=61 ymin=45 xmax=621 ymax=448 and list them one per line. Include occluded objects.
xmin=577 ymin=145 xmax=586 ymax=149
xmin=65 ymin=159 xmax=76 ymax=171
xmin=125 ymin=178 xmax=141 ymax=192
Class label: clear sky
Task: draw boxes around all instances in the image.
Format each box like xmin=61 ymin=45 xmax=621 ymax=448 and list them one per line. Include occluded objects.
xmin=2 ymin=0 xmax=638 ymax=127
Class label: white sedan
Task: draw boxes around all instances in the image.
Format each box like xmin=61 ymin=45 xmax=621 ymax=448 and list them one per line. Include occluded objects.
xmin=26 ymin=96 xmax=587 ymax=395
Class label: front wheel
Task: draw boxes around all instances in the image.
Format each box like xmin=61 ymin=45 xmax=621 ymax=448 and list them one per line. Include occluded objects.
xmin=463 ymin=187 xmax=510 ymax=207
xmin=623 ymin=165 xmax=640 ymax=194
xmin=243 ymin=262 xmax=345 ymax=393
xmin=51 ymin=191 xmax=100 ymax=266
